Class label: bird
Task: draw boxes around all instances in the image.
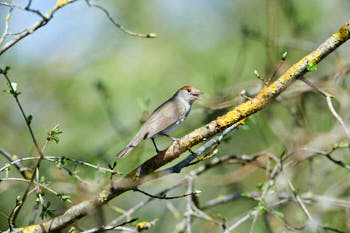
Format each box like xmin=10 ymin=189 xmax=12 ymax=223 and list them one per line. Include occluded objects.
xmin=116 ymin=86 xmax=202 ymax=158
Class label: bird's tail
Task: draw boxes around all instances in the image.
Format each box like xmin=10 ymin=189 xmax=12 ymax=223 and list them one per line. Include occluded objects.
xmin=116 ymin=145 xmax=135 ymax=158
xmin=116 ymin=131 xmax=145 ymax=158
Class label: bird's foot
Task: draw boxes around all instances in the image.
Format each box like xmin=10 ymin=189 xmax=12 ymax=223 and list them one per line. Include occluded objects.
xmin=170 ymin=136 xmax=179 ymax=142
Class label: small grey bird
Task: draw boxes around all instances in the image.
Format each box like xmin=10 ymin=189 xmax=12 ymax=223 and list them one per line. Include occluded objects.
xmin=116 ymin=86 xmax=202 ymax=158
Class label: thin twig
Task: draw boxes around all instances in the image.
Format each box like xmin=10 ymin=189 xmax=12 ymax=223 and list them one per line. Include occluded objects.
xmin=285 ymin=176 xmax=313 ymax=221
xmin=85 ymin=0 xmax=156 ymax=38
xmin=297 ymin=76 xmax=350 ymax=139
xmin=266 ymin=51 xmax=287 ymax=85
xmin=254 ymin=70 xmax=268 ymax=86
xmin=0 ymin=0 xmax=78 ymax=56
xmin=0 ymin=8 xmax=13 ymax=46
xmin=1 ymin=70 xmax=46 ymax=226
xmin=326 ymin=95 xmax=350 ymax=140
xmin=224 ymin=210 xmax=259 ymax=233
xmin=0 ymin=177 xmax=70 ymax=202
xmin=80 ymin=218 xmax=138 ymax=233
xmin=134 ymin=188 xmax=199 ymax=200
xmin=0 ymin=147 xmax=31 ymax=179
xmin=298 ymin=76 xmax=329 ymax=97
xmin=185 ymin=176 xmax=194 ymax=233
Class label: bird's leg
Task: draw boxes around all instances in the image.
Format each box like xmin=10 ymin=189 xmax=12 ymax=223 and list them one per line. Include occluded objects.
xmin=160 ymin=132 xmax=179 ymax=141
xmin=161 ymin=132 xmax=198 ymax=158
xmin=151 ymin=138 xmax=160 ymax=154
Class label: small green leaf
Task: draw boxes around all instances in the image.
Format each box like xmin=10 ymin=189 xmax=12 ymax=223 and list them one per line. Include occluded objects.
xmin=47 ymin=125 xmax=63 ymax=143
xmin=307 ymin=61 xmax=317 ymax=71
xmin=256 ymin=182 xmax=265 ymax=190
xmin=273 ymin=210 xmax=285 ymax=218
xmin=332 ymin=140 xmax=350 ymax=149
xmin=241 ymin=192 xmax=251 ymax=198
xmin=254 ymin=205 xmax=266 ymax=212
xmin=3 ymin=89 xmax=11 ymax=94
xmin=282 ymin=51 xmax=288 ymax=60
xmin=40 ymin=201 xmax=55 ymax=219
xmin=40 ymin=176 xmax=46 ymax=184
xmin=148 ymin=33 xmax=157 ymax=38
xmin=53 ymin=136 xmax=60 ymax=143
xmin=5 ymin=66 xmax=11 ymax=73
xmin=0 ymin=66 xmax=10 ymax=74
xmin=57 ymin=193 xmax=71 ymax=202
xmin=254 ymin=70 xmax=259 ymax=77
xmin=7 ymin=165 xmax=13 ymax=171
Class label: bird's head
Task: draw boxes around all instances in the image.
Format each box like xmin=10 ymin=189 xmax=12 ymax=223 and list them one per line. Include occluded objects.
xmin=176 ymin=86 xmax=202 ymax=103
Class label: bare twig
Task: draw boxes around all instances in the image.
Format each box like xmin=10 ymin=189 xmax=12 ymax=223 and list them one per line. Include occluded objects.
xmin=0 ymin=8 xmax=13 ymax=46
xmin=298 ymin=76 xmax=329 ymax=97
xmin=0 ymin=0 xmax=78 ymax=56
xmin=80 ymin=218 xmax=138 ymax=233
xmin=201 ymin=192 xmax=259 ymax=210
xmin=224 ymin=210 xmax=259 ymax=233
xmin=0 ymin=147 xmax=31 ymax=179
xmin=0 ymin=177 xmax=70 ymax=202
xmin=185 ymin=176 xmax=194 ymax=233
xmin=249 ymin=156 xmax=281 ymax=233
xmin=285 ymin=176 xmax=313 ymax=221
xmin=326 ymin=95 xmax=350 ymax=140
xmin=134 ymin=188 xmax=199 ymax=200
xmin=297 ymin=75 xmax=350 ymax=140
xmin=85 ymin=0 xmax=156 ymax=38
xmin=325 ymin=154 xmax=350 ymax=170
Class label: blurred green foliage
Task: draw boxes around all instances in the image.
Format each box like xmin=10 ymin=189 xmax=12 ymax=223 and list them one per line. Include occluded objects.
xmin=0 ymin=0 xmax=350 ymax=232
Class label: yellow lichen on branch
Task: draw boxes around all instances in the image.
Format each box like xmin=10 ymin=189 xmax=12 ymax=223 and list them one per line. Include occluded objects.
xmin=19 ymin=225 xmax=41 ymax=233
xmin=56 ymin=0 xmax=69 ymax=7
xmin=333 ymin=21 xmax=350 ymax=42
xmin=217 ymin=21 xmax=350 ymax=129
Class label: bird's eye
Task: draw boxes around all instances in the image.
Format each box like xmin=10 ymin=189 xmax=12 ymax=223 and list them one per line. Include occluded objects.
xmin=187 ymin=89 xmax=191 ymax=93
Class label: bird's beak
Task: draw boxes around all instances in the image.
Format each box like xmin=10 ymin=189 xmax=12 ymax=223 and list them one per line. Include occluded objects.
xmin=193 ymin=91 xmax=202 ymax=98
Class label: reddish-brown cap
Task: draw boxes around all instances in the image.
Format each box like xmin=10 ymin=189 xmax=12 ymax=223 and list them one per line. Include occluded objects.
xmin=181 ymin=86 xmax=200 ymax=92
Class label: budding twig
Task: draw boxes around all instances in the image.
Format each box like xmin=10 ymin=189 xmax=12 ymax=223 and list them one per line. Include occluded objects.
xmin=267 ymin=51 xmax=288 ymax=85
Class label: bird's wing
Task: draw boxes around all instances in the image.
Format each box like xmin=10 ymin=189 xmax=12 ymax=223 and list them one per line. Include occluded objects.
xmin=144 ymin=97 xmax=187 ymax=138
xmin=116 ymin=97 xmax=187 ymax=158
